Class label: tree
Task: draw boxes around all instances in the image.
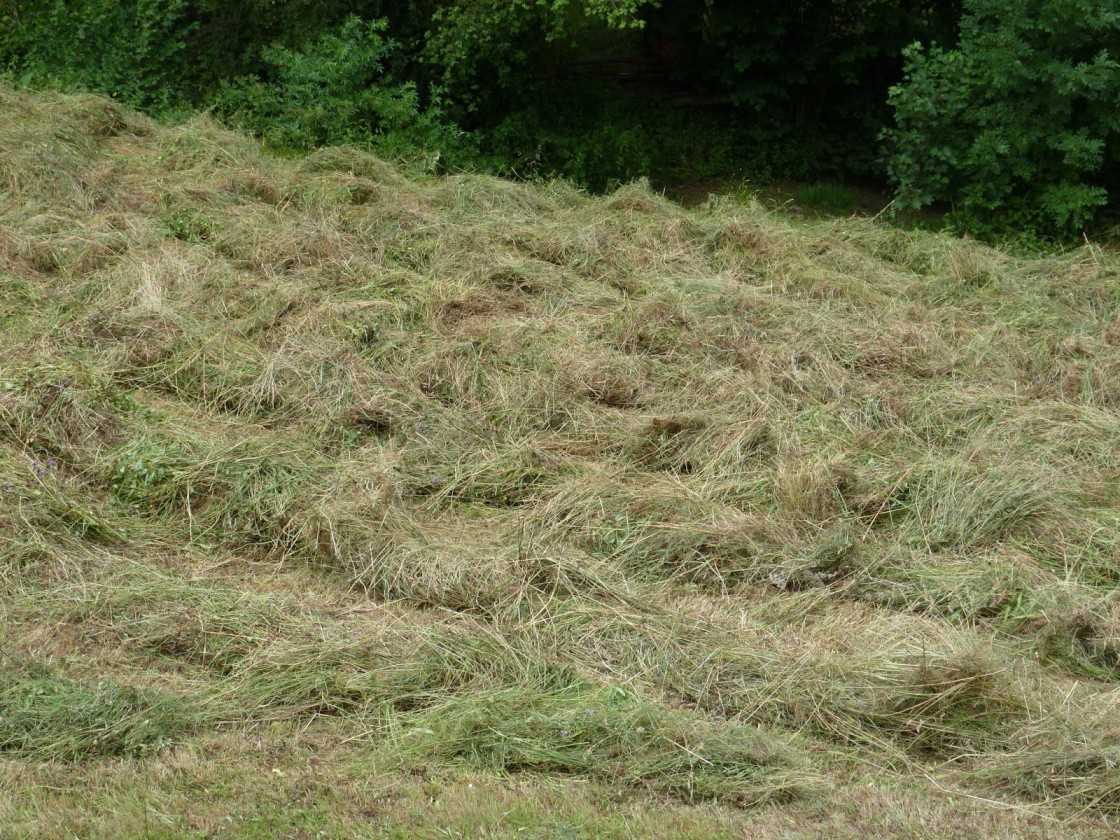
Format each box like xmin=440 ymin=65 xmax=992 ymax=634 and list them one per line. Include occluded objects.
xmin=424 ymin=0 xmax=656 ymax=115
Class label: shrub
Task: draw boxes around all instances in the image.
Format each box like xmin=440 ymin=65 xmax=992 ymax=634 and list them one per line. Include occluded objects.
xmin=483 ymin=89 xmax=740 ymax=191
xmin=885 ymin=0 xmax=1120 ymax=240
xmin=0 ymin=0 xmax=195 ymax=111
xmin=212 ymin=16 xmax=467 ymax=165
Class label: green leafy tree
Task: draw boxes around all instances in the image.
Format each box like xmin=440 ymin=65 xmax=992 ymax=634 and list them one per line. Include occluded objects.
xmin=424 ymin=0 xmax=656 ymax=114
xmin=636 ymin=1 xmax=962 ymax=176
xmin=885 ymin=0 xmax=1120 ymax=238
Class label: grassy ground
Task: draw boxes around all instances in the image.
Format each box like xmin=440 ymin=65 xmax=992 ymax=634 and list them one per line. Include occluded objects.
xmin=1 ymin=84 xmax=1120 ymax=838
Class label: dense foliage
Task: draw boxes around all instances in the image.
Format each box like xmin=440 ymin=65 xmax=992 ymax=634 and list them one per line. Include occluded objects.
xmin=642 ymin=1 xmax=961 ymax=177
xmin=212 ymin=16 xmax=465 ymax=166
xmin=0 ymin=0 xmax=195 ymax=110
xmin=1 ymin=0 xmax=1118 ymax=238
xmin=886 ymin=0 xmax=1120 ymax=238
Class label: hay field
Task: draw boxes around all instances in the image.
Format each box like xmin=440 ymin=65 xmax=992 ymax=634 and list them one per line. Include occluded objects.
xmin=2 ymin=85 xmax=1120 ymax=838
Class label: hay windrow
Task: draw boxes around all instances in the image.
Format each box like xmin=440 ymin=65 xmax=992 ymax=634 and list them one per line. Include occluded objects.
xmin=3 ymin=83 xmax=1120 ymax=835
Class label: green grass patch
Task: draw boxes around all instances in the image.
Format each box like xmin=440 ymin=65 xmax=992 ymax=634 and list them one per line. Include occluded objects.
xmin=0 ymin=656 xmax=193 ymax=760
